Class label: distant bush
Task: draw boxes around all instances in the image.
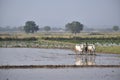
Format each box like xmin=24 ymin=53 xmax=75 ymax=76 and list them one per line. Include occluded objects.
xmin=0 ymin=37 xmax=37 ymax=41
xmin=42 ymin=37 xmax=120 ymax=41
xmin=89 ymin=32 xmax=104 ymax=35
xmin=42 ymin=37 xmax=120 ymax=44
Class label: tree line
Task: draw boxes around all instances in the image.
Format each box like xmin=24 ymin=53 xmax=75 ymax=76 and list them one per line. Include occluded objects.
xmin=0 ymin=26 xmax=23 ymax=32
xmin=23 ymin=21 xmax=84 ymax=33
xmin=0 ymin=20 xmax=119 ymax=33
xmin=23 ymin=21 xmax=119 ymax=33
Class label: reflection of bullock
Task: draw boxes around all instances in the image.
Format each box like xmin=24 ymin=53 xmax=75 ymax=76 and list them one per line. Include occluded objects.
xmin=75 ymin=57 xmax=96 ymax=65
xmin=75 ymin=53 xmax=96 ymax=65
xmin=75 ymin=58 xmax=83 ymax=65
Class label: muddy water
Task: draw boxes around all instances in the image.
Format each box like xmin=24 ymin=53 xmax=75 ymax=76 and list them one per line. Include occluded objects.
xmin=0 ymin=48 xmax=74 ymax=65
xmin=0 ymin=68 xmax=120 ymax=80
xmin=0 ymin=48 xmax=120 ymax=65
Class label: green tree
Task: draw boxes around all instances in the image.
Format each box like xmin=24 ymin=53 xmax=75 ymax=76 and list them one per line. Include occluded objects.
xmin=65 ymin=21 xmax=84 ymax=34
xmin=113 ymin=26 xmax=119 ymax=31
xmin=34 ymin=25 xmax=39 ymax=32
xmin=24 ymin=21 xmax=39 ymax=33
xmin=44 ymin=26 xmax=51 ymax=32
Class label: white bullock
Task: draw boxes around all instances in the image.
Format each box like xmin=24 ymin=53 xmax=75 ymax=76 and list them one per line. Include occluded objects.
xmin=75 ymin=44 xmax=95 ymax=54
xmin=75 ymin=44 xmax=84 ymax=54
xmin=87 ymin=44 xmax=95 ymax=54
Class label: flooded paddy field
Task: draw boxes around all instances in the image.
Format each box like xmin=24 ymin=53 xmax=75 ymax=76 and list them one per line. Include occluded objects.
xmin=0 ymin=48 xmax=75 ymax=65
xmin=0 ymin=48 xmax=120 ymax=65
xmin=0 ymin=48 xmax=120 ymax=80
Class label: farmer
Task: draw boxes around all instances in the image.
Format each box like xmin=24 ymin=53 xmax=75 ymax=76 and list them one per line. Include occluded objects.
xmin=85 ymin=42 xmax=88 ymax=52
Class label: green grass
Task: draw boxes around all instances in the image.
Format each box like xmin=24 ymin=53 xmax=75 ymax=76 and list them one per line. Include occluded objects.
xmin=96 ymin=46 xmax=120 ymax=54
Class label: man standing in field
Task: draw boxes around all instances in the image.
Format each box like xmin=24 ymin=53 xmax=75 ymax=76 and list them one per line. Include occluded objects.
xmin=85 ymin=42 xmax=88 ymax=52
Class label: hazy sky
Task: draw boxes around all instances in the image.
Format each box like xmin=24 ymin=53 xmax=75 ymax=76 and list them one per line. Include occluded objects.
xmin=0 ymin=0 xmax=120 ymax=28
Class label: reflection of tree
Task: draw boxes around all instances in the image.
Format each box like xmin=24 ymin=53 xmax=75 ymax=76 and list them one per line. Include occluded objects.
xmin=75 ymin=54 xmax=96 ymax=65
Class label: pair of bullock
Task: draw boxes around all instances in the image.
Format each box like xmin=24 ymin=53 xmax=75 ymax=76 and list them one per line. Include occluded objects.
xmin=75 ymin=43 xmax=95 ymax=55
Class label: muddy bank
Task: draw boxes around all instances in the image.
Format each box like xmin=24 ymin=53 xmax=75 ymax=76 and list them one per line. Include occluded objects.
xmin=0 ymin=45 xmax=120 ymax=54
xmin=0 ymin=65 xmax=120 ymax=69
xmin=0 ymin=40 xmax=74 ymax=49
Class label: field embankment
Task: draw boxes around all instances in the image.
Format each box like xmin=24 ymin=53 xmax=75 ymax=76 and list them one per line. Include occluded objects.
xmin=0 ymin=65 xmax=120 ymax=69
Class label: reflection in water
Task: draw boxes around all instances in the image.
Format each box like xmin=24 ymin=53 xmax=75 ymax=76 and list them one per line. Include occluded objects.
xmin=75 ymin=53 xmax=96 ymax=65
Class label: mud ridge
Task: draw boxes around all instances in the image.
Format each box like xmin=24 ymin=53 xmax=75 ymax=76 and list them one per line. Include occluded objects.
xmin=0 ymin=65 xmax=120 ymax=69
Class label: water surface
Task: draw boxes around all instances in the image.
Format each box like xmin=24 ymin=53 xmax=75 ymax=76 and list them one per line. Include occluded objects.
xmin=0 ymin=48 xmax=120 ymax=80
xmin=0 ymin=68 xmax=120 ymax=80
xmin=0 ymin=48 xmax=120 ymax=65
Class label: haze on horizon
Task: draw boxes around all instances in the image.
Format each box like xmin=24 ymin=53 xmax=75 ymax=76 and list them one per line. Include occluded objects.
xmin=0 ymin=0 xmax=120 ymax=28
